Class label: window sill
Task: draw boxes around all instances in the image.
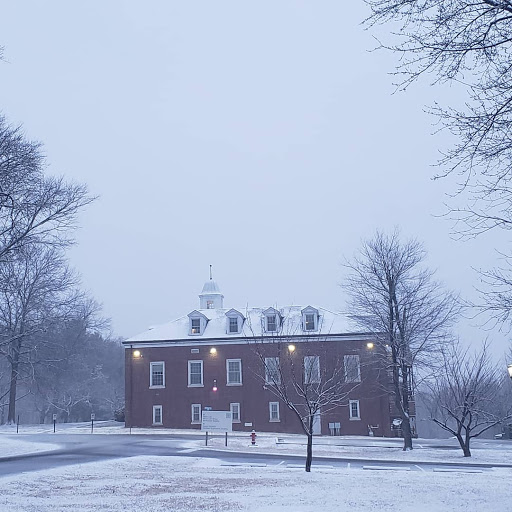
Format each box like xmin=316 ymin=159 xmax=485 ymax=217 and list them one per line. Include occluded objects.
xmin=269 ymin=419 xmax=281 ymax=423
xmin=226 ymin=383 xmax=243 ymax=386
xmin=149 ymin=385 xmax=165 ymax=389
xmin=232 ymin=420 xmax=241 ymax=424
xmin=191 ymin=421 xmax=201 ymax=425
xmin=152 ymin=423 xmax=163 ymax=426
xmin=188 ymin=384 xmax=204 ymax=388
xmin=349 ymin=418 xmax=361 ymax=421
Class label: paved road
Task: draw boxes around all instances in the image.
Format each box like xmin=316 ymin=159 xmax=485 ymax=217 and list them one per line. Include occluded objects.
xmin=0 ymin=433 xmax=508 ymax=476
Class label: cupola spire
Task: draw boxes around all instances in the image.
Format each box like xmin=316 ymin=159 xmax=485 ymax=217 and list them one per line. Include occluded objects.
xmin=199 ymin=267 xmax=224 ymax=309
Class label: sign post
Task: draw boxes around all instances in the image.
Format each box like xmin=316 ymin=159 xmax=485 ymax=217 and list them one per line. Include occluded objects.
xmin=53 ymin=413 xmax=57 ymax=433
xmin=91 ymin=413 xmax=95 ymax=433
xmin=201 ymin=411 xmax=232 ymax=447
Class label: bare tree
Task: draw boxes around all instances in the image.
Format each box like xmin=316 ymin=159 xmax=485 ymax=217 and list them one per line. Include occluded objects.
xmin=364 ymin=1 xmax=512 ymax=226
xmin=0 ymin=245 xmax=80 ymax=423
xmin=257 ymin=341 xmax=359 ymax=472
xmin=247 ymin=311 xmax=363 ymax=472
xmin=343 ymin=230 xmax=460 ymax=450
xmin=0 ymin=115 xmax=93 ymax=262
xmin=364 ymin=1 xmax=512 ymax=328
xmin=427 ymin=341 xmax=512 ymax=456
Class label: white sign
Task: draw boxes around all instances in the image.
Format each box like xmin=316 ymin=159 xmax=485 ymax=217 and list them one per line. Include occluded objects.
xmin=52 ymin=414 xmax=57 ymax=421
xmin=201 ymin=411 xmax=232 ymax=432
xmin=91 ymin=413 xmax=95 ymax=420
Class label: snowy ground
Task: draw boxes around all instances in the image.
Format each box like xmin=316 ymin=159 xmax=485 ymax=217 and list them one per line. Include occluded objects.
xmin=0 ymin=435 xmax=61 ymax=458
xmin=201 ymin=434 xmax=512 ymax=466
xmin=0 ymin=455 xmax=509 ymax=512
xmin=1 ymin=421 xmax=510 ymax=465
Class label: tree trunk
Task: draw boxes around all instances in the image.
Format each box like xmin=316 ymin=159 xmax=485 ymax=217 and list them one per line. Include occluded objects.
xmin=455 ymin=433 xmax=471 ymax=457
xmin=463 ymin=431 xmax=471 ymax=457
xmin=400 ymin=365 xmax=413 ymax=451
xmin=305 ymin=432 xmax=313 ymax=472
xmin=391 ymin=360 xmax=413 ymax=451
xmin=7 ymin=360 xmax=19 ymax=424
xmin=401 ymin=415 xmax=413 ymax=451
xmin=7 ymin=331 xmax=23 ymax=424
xmin=305 ymin=415 xmax=313 ymax=472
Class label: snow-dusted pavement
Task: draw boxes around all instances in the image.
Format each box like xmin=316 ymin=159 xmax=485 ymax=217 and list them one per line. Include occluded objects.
xmin=0 ymin=454 xmax=510 ymax=512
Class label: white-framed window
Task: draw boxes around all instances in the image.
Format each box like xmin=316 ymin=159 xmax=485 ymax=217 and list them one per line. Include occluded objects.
xmin=304 ymin=313 xmax=316 ymax=331
xmin=189 ymin=311 xmax=208 ymax=335
xmin=301 ymin=306 xmax=319 ymax=332
xmin=266 ymin=314 xmax=277 ymax=332
xmin=304 ymin=355 xmax=320 ymax=384
xmin=265 ymin=357 xmax=281 ymax=384
xmin=349 ymin=400 xmax=360 ymax=420
xmin=269 ymin=401 xmax=280 ymax=422
xmin=229 ymin=316 xmax=239 ymax=333
xmin=226 ymin=359 xmax=242 ymax=385
xmin=206 ymin=300 xmax=214 ymax=309
xmin=188 ymin=360 xmax=204 ymax=387
xmin=230 ymin=403 xmax=240 ymax=423
xmin=153 ymin=405 xmax=163 ymax=425
xmin=225 ymin=309 xmax=244 ymax=335
xmin=344 ymin=355 xmax=361 ymax=383
xmin=191 ymin=404 xmax=201 ymax=424
xmin=150 ymin=362 xmax=165 ymax=388
xmin=191 ymin=318 xmax=201 ymax=334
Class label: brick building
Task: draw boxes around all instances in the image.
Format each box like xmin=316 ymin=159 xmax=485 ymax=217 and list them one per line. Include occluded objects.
xmin=124 ymin=278 xmax=412 ymax=436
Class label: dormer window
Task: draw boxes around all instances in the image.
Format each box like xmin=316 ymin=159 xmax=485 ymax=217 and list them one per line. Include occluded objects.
xmin=191 ymin=318 xmax=201 ymax=334
xmin=188 ymin=311 xmax=208 ymax=336
xmin=263 ymin=308 xmax=280 ymax=333
xmin=302 ymin=306 xmax=319 ymax=332
xmin=225 ymin=309 xmax=244 ymax=335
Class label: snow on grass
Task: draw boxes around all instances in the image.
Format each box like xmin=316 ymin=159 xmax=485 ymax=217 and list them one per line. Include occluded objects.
xmin=2 ymin=422 xmax=510 ymax=466
xmin=0 ymin=435 xmax=61 ymax=457
xmin=203 ymin=435 xmax=512 ymax=465
xmin=0 ymin=455 xmax=509 ymax=511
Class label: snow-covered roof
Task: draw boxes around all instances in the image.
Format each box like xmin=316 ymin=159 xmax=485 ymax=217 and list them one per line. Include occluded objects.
xmin=200 ymin=279 xmax=222 ymax=295
xmin=126 ymin=305 xmax=366 ymax=344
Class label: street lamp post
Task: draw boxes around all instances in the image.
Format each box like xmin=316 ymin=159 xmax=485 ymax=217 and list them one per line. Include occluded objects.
xmin=130 ymin=347 xmax=142 ymax=434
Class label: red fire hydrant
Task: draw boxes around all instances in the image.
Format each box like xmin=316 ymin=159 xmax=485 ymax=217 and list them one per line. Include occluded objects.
xmin=250 ymin=430 xmax=257 ymax=445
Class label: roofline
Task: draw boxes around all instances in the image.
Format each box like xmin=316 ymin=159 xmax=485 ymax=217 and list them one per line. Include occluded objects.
xmin=122 ymin=332 xmax=376 ymax=347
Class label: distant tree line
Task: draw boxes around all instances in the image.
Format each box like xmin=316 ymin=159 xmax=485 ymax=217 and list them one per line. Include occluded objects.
xmin=0 ymin=114 xmax=124 ymax=424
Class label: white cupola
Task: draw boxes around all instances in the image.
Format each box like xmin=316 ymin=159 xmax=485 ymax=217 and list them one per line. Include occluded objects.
xmin=199 ymin=267 xmax=224 ymax=309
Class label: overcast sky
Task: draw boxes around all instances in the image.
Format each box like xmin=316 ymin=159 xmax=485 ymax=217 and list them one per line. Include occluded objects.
xmin=0 ymin=2 xmax=508 ymax=354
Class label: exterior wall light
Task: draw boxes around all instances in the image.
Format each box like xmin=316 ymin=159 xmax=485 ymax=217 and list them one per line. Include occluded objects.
xmin=133 ymin=350 xmax=141 ymax=358
xmin=508 ymin=364 xmax=512 ymax=380
xmin=288 ymin=344 xmax=296 ymax=353
xmin=210 ymin=347 xmax=217 ymax=355
xmin=212 ymin=379 xmax=218 ymax=392
xmin=366 ymin=342 xmax=375 ymax=349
